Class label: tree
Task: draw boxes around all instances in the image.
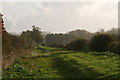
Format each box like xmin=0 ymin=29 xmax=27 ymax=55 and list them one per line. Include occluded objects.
xmin=32 ymin=25 xmax=41 ymax=32
xmin=89 ymin=34 xmax=113 ymax=52
xmin=21 ymin=26 xmax=43 ymax=46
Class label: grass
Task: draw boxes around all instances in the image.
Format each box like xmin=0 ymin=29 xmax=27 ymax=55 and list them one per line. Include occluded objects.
xmin=2 ymin=46 xmax=120 ymax=79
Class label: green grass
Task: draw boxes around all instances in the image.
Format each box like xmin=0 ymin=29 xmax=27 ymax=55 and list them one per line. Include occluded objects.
xmin=3 ymin=46 xmax=120 ymax=79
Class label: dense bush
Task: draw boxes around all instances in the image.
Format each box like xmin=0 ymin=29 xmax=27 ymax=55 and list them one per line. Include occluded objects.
xmin=2 ymin=33 xmax=31 ymax=69
xmin=66 ymin=39 xmax=88 ymax=51
xmin=89 ymin=34 xmax=113 ymax=52
xmin=108 ymin=41 xmax=120 ymax=55
xmin=48 ymin=43 xmax=65 ymax=48
xmin=2 ymin=33 xmax=13 ymax=56
xmin=2 ymin=33 xmax=28 ymax=55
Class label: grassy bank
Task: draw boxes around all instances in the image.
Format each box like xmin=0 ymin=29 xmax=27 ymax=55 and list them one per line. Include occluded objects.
xmin=3 ymin=46 xmax=119 ymax=79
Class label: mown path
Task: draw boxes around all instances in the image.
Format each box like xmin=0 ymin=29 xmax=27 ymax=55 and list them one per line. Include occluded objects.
xmin=3 ymin=46 xmax=119 ymax=79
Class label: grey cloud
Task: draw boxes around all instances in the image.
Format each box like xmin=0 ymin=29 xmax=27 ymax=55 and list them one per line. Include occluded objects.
xmin=2 ymin=2 xmax=118 ymax=33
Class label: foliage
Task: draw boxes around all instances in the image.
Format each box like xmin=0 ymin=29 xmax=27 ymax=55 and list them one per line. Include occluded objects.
xmin=2 ymin=33 xmax=14 ymax=55
xmin=44 ymin=28 xmax=119 ymax=46
xmin=89 ymin=34 xmax=113 ymax=52
xmin=66 ymin=39 xmax=88 ymax=51
xmin=20 ymin=30 xmax=34 ymax=48
xmin=2 ymin=26 xmax=44 ymax=69
xmin=2 ymin=32 xmax=32 ymax=69
xmin=2 ymin=33 xmax=27 ymax=55
xmin=32 ymin=26 xmax=43 ymax=45
xmin=45 ymin=29 xmax=93 ymax=45
xmin=47 ymin=43 xmax=65 ymax=48
xmin=108 ymin=41 xmax=120 ymax=55
xmin=21 ymin=26 xmax=43 ymax=46
xmin=45 ymin=33 xmax=67 ymax=45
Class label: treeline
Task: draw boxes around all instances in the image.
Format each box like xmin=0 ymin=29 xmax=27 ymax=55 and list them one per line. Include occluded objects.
xmin=45 ymin=28 xmax=119 ymax=46
xmin=45 ymin=29 xmax=93 ymax=46
xmin=44 ymin=28 xmax=120 ymax=55
xmin=66 ymin=34 xmax=119 ymax=54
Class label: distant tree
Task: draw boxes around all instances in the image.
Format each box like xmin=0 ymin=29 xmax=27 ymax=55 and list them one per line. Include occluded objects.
xmin=89 ymin=34 xmax=113 ymax=52
xmin=32 ymin=25 xmax=41 ymax=32
xmin=21 ymin=26 xmax=43 ymax=46
xmin=31 ymin=26 xmax=43 ymax=45
xmin=68 ymin=29 xmax=93 ymax=40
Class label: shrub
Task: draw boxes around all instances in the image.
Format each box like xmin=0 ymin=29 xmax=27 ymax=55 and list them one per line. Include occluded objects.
xmin=2 ymin=33 xmax=14 ymax=56
xmin=66 ymin=39 xmax=88 ymax=51
xmin=89 ymin=34 xmax=113 ymax=52
xmin=48 ymin=43 xmax=65 ymax=48
xmin=108 ymin=41 xmax=120 ymax=55
xmin=2 ymin=33 xmax=31 ymax=69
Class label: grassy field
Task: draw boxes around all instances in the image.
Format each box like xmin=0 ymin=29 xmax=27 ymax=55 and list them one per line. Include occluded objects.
xmin=3 ymin=46 xmax=120 ymax=79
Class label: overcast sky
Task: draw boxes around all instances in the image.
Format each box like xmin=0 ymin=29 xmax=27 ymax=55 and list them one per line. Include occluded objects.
xmin=1 ymin=1 xmax=118 ymax=33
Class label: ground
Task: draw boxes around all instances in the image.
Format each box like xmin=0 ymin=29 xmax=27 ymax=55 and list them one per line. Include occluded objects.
xmin=3 ymin=46 xmax=120 ymax=79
